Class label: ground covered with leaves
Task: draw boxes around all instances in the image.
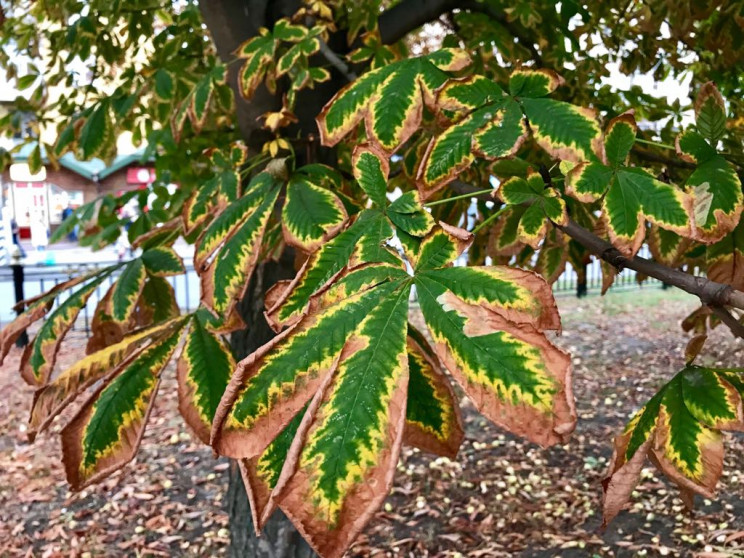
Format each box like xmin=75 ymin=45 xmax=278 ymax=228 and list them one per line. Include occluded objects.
xmin=1 ymin=287 xmax=743 ymax=557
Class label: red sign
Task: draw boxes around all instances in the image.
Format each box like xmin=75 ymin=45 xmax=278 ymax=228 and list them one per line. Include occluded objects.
xmin=126 ymin=167 xmax=155 ymax=185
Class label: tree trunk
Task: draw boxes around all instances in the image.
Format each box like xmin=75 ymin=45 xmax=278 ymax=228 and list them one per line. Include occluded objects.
xmin=227 ymin=250 xmax=316 ymax=558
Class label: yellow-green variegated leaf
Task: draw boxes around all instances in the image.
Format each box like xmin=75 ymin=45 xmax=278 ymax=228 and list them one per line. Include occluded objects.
xmin=265 ymin=210 xmax=398 ymax=330
xmin=404 ymin=324 xmax=464 ymax=458
xmin=1 ymin=299 xmax=53 ymax=367
xmin=177 ymin=309 xmax=235 ymax=444
xmin=352 ymin=144 xmax=389 ymax=208
xmin=1 ymin=268 xmax=113 ymax=364
xmin=496 ymin=170 xmax=567 ymax=248
xmin=414 ymin=228 xmax=574 ymax=447
xmin=418 ymin=95 xmax=526 ymax=199
xmin=201 ymin=184 xmax=280 ymax=315
xmin=603 ymin=365 xmax=744 ymax=526
xmin=648 ymin=225 xmax=691 ymax=267
xmin=195 ymin=172 xmax=278 ymax=268
xmin=184 ymin=178 xmax=218 ymax=234
xmin=387 ymin=191 xmax=435 ymax=238
xmin=486 ymin=205 xmax=526 ymax=259
xmin=603 ymin=168 xmax=692 ymax=257
xmin=211 ymin=272 xmax=407 ymax=460
xmin=508 ymin=68 xmax=564 ymax=98
xmin=520 ymin=97 xmax=601 ymax=163
xmin=141 ymin=247 xmax=185 ymax=277
xmin=107 ymin=259 xmax=148 ymax=324
xmin=20 ymin=273 xmax=111 ymax=386
xmin=676 ymin=127 xmax=743 ymax=244
xmin=28 ymin=319 xmax=184 ymax=439
xmin=317 ymin=48 xmax=471 ymax=153
xmin=273 ymin=284 xmax=411 ymax=558
xmin=281 ymin=174 xmax=348 ymax=252
xmin=236 ymin=32 xmax=275 ymax=100
xmin=60 ymin=322 xmax=185 ymax=490
xmin=565 ymin=113 xmax=693 ymax=256
xmin=707 ymin=220 xmax=744 ymax=291
xmin=535 ymin=228 xmax=568 ymax=284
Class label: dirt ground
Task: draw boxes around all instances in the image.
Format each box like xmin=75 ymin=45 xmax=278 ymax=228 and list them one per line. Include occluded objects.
xmin=1 ymin=287 xmax=743 ymax=557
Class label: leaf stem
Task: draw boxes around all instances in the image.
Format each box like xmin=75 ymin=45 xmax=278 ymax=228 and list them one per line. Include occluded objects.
xmin=425 ymin=188 xmax=495 ymax=207
xmin=635 ymin=137 xmax=675 ymax=151
xmin=471 ymin=205 xmax=509 ymax=235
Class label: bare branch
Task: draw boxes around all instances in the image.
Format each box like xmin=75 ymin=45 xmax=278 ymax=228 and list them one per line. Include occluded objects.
xmin=556 ymin=218 xmax=744 ymax=318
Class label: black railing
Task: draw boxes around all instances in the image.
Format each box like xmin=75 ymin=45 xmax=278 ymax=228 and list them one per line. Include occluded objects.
xmin=1 ymin=246 xmax=677 ymax=340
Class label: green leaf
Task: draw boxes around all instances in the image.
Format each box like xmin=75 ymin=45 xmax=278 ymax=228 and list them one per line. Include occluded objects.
xmin=109 ymin=259 xmax=148 ymax=324
xmin=404 ymin=324 xmax=464 ymax=458
xmin=21 ymin=273 xmax=111 ymax=386
xmin=677 ymin=128 xmax=742 ymax=243
xmin=318 ymin=48 xmax=471 ymax=152
xmin=281 ymin=174 xmax=348 ymax=252
xmin=694 ymin=82 xmax=727 ymax=144
xmin=79 ymin=103 xmax=113 ymax=160
xmin=177 ymin=310 xmax=235 ymax=444
xmin=603 ymin=365 xmax=744 ymax=526
xmin=141 ymin=247 xmax=185 ymax=277
xmin=154 ymin=68 xmax=174 ymax=100
xmin=603 ymin=113 xmax=636 ymax=167
xmin=352 ymin=144 xmax=389 ymax=208
xmin=61 ymin=323 xmax=185 ymax=489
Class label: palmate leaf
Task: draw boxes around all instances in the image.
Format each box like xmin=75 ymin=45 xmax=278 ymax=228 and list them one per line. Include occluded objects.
xmin=267 ymin=148 xmax=433 ymax=331
xmin=20 ymin=272 xmax=112 ymax=387
xmin=418 ymin=68 xmax=601 ymax=198
xmin=61 ymin=321 xmax=187 ymax=490
xmin=212 ymin=219 xmax=574 ymax=557
xmin=28 ymin=318 xmax=185 ymax=440
xmin=675 ymin=83 xmax=742 ymax=243
xmin=496 ymin=170 xmax=568 ymax=248
xmin=603 ymin=365 xmax=744 ymax=526
xmin=317 ymin=48 xmax=472 ymax=153
xmin=566 ymin=113 xmax=693 ymax=257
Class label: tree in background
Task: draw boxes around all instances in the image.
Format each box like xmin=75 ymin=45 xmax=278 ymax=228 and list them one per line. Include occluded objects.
xmin=1 ymin=1 xmax=744 ymax=557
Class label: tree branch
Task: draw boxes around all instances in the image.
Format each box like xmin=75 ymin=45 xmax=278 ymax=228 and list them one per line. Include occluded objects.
xmin=556 ymin=218 xmax=744 ymax=317
xmin=318 ymin=38 xmax=357 ymax=81
xmin=708 ymin=305 xmax=744 ymax=340
xmin=378 ymin=0 xmax=459 ymax=45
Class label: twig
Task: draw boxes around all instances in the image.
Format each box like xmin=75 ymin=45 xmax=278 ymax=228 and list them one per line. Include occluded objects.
xmin=317 ymin=39 xmax=357 ymax=82
xmin=708 ymin=305 xmax=744 ymax=340
xmin=425 ymin=188 xmax=494 ymax=207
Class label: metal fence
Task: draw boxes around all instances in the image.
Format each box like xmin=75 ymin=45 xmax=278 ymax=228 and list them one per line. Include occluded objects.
xmin=0 ymin=260 xmax=200 ymax=331
xmin=0 ymin=247 xmax=670 ymax=337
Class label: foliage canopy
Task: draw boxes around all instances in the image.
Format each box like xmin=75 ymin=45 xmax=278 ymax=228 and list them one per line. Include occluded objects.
xmin=1 ymin=1 xmax=744 ymax=556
